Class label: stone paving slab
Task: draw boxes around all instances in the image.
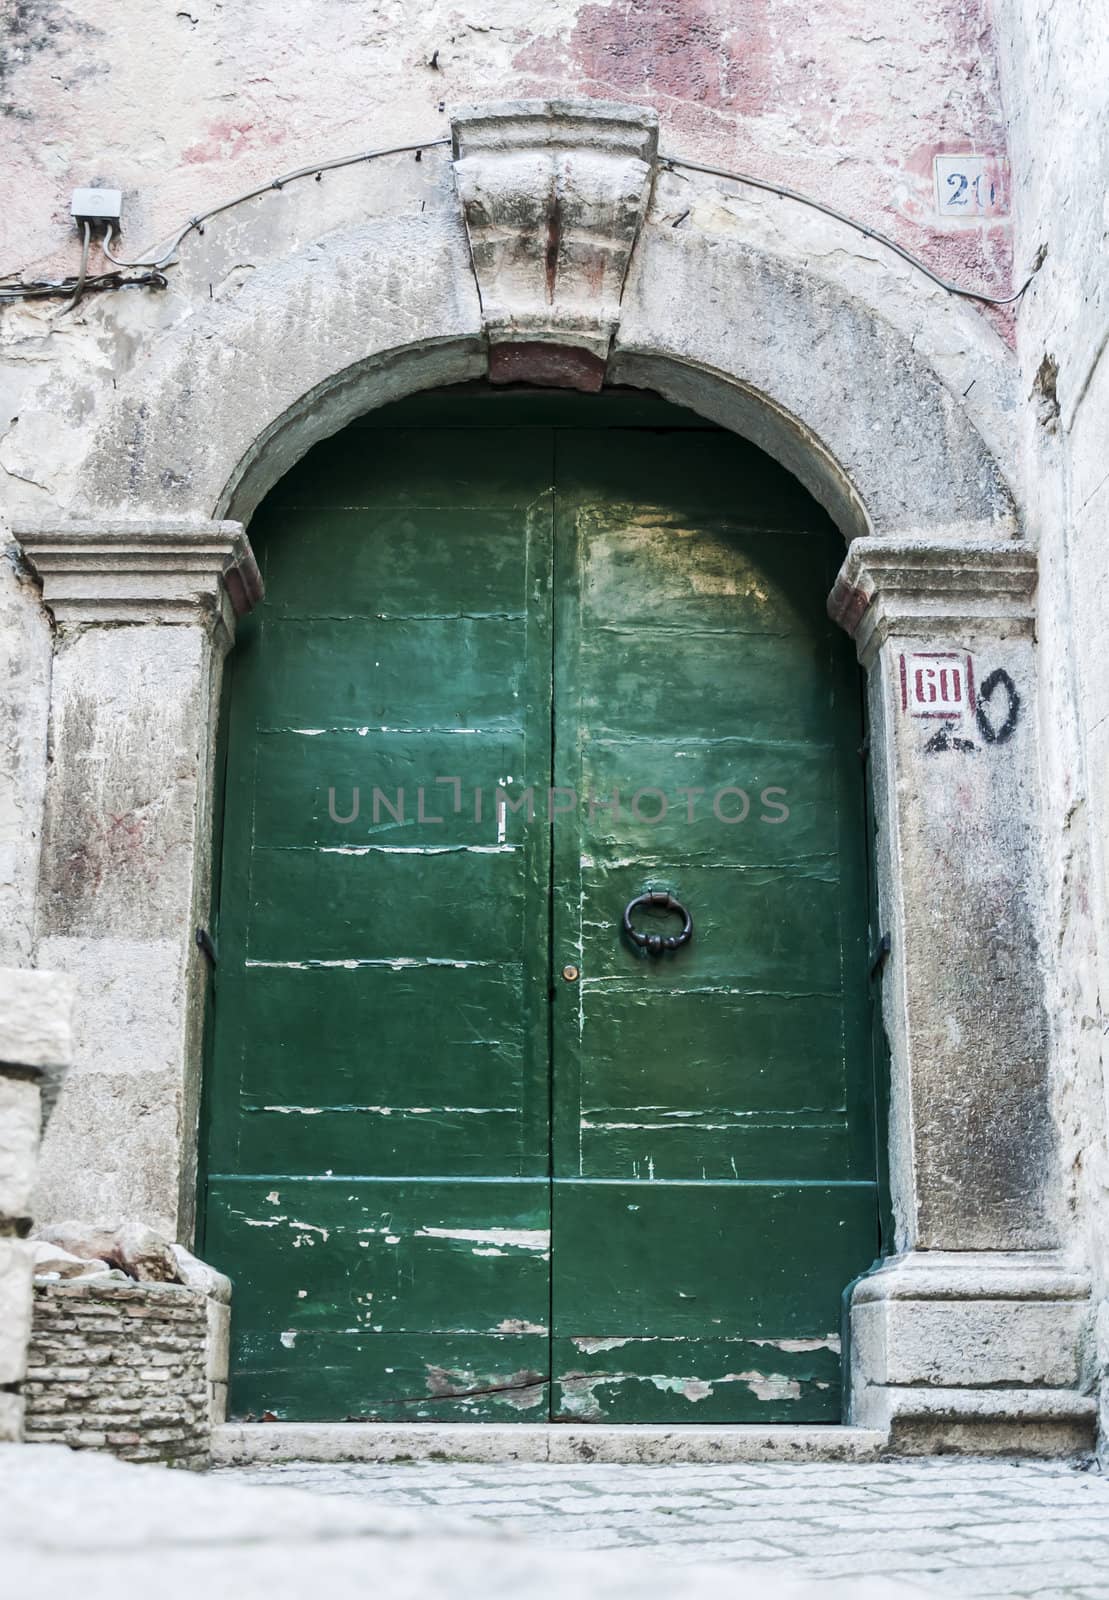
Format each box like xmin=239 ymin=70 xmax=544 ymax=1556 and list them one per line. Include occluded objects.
xmin=216 ymin=1456 xmax=1109 ymax=1597
xmin=0 ymin=1445 xmax=916 ymax=1600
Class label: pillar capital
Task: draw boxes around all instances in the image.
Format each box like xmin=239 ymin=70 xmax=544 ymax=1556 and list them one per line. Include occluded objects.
xmin=828 ymin=537 xmax=1037 ymax=665
xmin=16 ymin=519 xmax=262 ymax=635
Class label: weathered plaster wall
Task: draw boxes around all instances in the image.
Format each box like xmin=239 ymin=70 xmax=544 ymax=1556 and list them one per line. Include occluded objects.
xmin=0 ymin=0 xmax=1020 ymax=530
xmin=3 ymin=0 xmax=1012 ymax=294
xmin=0 ymin=966 xmax=74 ymax=1440
xmin=992 ymin=1 xmax=1109 ymax=1441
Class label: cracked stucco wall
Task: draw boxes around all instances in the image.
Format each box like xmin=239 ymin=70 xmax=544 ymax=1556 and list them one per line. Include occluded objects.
xmin=3 ymin=0 xmax=1012 ymax=291
xmin=993 ymin=1 xmax=1109 ymax=1441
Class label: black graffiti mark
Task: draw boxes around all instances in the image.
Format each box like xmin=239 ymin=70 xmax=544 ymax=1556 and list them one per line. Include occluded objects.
xmin=924 ymin=722 xmax=977 ymax=755
xmin=975 ymin=668 xmax=1020 ymax=745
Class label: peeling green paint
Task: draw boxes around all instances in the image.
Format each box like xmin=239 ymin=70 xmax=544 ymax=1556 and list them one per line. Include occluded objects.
xmin=202 ymin=391 xmax=878 ymax=1424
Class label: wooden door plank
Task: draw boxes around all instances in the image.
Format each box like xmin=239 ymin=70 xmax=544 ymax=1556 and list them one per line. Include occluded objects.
xmin=551 ymin=1334 xmax=842 ymax=1424
xmin=204 ymin=427 xmax=556 ymax=1420
xmin=550 ymin=426 xmax=878 ymax=1424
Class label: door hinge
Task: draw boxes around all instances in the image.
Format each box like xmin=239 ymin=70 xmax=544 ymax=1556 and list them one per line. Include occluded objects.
xmin=195 ymin=926 xmax=218 ymax=968
xmin=868 ymin=931 xmax=891 ymax=980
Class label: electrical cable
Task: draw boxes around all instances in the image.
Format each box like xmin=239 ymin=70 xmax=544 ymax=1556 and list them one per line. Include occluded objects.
xmin=99 ymin=137 xmax=452 ymax=270
xmin=659 ymin=153 xmax=1034 ymax=307
xmin=59 ymin=220 xmax=91 ymax=313
xmin=0 ymin=134 xmax=1034 ymax=309
xmin=0 ymin=268 xmax=167 ymax=303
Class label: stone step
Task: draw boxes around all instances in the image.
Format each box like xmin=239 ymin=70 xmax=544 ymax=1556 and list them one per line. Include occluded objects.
xmin=213 ymin=1422 xmax=889 ymax=1466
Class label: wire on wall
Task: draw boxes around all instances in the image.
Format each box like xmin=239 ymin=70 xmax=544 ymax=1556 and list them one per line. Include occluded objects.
xmin=0 ymin=135 xmax=1034 ymax=310
xmin=0 ymin=138 xmax=451 ymax=305
xmin=659 ymin=154 xmax=1034 ymax=308
xmin=99 ymin=137 xmax=453 ymax=271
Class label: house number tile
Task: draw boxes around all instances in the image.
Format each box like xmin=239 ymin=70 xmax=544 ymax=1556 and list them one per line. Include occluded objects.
xmin=933 ymin=154 xmax=1008 ymax=218
xmin=900 ymin=652 xmax=975 ymax=720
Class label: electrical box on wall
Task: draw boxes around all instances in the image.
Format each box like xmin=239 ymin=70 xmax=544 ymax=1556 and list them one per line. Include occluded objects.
xmin=70 ymin=188 xmax=123 ymax=228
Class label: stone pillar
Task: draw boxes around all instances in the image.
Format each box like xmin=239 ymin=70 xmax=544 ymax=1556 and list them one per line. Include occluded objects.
xmin=829 ymin=537 xmax=1094 ymax=1452
xmin=16 ymin=522 xmax=261 ymax=1242
xmin=0 ymin=966 xmax=74 ymax=1440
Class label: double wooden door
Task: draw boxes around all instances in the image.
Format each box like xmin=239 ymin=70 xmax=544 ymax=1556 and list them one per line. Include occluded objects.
xmin=201 ymin=390 xmax=879 ymax=1424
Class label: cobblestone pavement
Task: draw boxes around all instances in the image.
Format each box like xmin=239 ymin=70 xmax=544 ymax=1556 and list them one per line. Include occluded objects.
xmin=219 ymin=1458 xmax=1109 ymax=1597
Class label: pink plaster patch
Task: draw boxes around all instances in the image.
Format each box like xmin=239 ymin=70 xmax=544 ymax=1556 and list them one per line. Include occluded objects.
xmin=511 ymin=0 xmax=1016 ymax=334
xmin=182 ymin=119 xmax=283 ymax=166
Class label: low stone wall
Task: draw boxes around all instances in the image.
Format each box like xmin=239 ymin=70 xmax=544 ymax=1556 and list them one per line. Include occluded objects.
xmin=23 ymin=1280 xmax=210 ymax=1467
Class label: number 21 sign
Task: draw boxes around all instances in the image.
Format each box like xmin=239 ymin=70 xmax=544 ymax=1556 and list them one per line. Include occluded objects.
xmin=933 ymin=154 xmax=1008 ymax=218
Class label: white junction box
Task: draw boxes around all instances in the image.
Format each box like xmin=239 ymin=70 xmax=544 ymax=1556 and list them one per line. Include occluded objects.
xmin=70 ymin=188 xmax=123 ymax=227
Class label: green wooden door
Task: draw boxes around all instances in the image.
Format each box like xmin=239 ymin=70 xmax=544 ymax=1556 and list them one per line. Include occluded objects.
xmin=201 ymin=391 xmax=879 ymax=1425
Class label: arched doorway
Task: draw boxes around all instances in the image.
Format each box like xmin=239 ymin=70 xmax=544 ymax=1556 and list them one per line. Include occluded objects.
xmin=199 ymin=385 xmax=880 ymax=1424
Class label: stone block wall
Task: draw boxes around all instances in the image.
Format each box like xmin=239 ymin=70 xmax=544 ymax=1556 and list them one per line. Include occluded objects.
xmin=0 ymin=1064 xmax=40 ymax=1439
xmin=23 ymin=1281 xmax=210 ymax=1468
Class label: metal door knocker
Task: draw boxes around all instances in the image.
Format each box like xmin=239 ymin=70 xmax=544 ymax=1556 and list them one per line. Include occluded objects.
xmin=622 ymin=891 xmax=693 ymax=955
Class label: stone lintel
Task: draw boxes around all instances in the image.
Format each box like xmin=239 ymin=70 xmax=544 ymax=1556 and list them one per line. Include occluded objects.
xmin=452 ymin=98 xmax=658 ymax=362
xmin=828 ymin=537 xmax=1037 ymax=665
xmin=16 ymin=520 xmax=262 ymax=631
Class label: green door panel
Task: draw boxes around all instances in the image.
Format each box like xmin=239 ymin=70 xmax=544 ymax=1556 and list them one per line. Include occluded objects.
xmin=202 ymin=392 xmax=879 ymax=1425
xmin=204 ymin=425 xmax=554 ymax=1419
xmin=211 ymin=964 xmax=530 ymax=1178
xmin=245 ymin=846 xmax=527 ymax=961
xmin=549 ymin=425 xmax=876 ymax=1422
xmin=550 ymin=1182 xmax=873 ymax=1422
xmin=236 ymin=1331 xmax=549 ymax=1422
xmin=250 ymin=730 xmax=526 ymax=848
xmin=206 ymin=1178 xmax=550 ymax=1422
xmin=248 ymin=615 xmax=530 ymax=731
xmin=551 ymin=1335 xmax=843 ymax=1425
xmin=552 ymin=1180 xmax=877 ymax=1334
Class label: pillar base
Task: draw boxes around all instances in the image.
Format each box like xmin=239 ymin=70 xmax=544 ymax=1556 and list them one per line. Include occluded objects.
xmin=850 ymin=1251 xmax=1095 ymax=1455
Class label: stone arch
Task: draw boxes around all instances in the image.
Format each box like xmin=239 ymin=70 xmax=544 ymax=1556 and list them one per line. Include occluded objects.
xmin=11 ymin=99 xmax=1018 ymax=547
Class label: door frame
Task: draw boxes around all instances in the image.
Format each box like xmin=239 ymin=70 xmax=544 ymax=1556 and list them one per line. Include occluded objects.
xmin=20 ymin=99 xmax=1087 ymax=1454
